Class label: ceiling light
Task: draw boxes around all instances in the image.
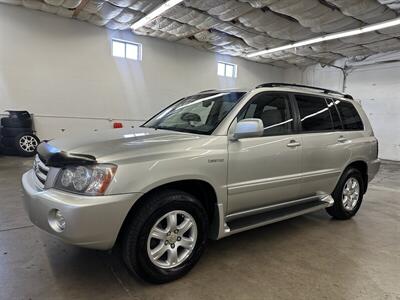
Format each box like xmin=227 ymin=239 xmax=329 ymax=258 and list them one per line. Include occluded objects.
xmin=131 ymin=0 xmax=184 ymax=31
xmin=247 ymin=17 xmax=400 ymax=58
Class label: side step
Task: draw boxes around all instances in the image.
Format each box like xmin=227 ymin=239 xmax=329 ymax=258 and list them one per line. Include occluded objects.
xmin=224 ymin=195 xmax=333 ymax=236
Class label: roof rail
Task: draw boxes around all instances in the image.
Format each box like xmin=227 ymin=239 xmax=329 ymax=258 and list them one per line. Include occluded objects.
xmin=256 ymin=82 xmax=354 ymax=100
xmin=198 ymin=89 xmax=217 ymax=93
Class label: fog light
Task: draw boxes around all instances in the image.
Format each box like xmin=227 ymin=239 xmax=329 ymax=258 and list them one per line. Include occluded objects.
xmin=49 ymin=209 xmax=66 ymax=232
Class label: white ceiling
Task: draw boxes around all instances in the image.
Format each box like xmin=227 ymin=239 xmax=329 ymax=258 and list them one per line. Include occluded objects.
xmin=2 ymin=0 xmax=400 ymax=67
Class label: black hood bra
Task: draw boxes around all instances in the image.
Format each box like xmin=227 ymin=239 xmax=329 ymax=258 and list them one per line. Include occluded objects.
xmin=37 ymin=142 xmax=97 ymax=168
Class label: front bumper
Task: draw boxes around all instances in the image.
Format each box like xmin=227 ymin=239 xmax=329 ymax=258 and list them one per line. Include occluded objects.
xmin=22 ymin=169 xmax=142 ymax=250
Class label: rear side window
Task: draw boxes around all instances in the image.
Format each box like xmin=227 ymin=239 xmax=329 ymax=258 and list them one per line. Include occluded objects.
xmin=238 ymin=92 xmax=293 ymax=136
xmin=295 ymin=95 xmax=333 ymax=132
xmin=336 ymin=101 xmax=364 ymax=130
xmin=326 ymin=98 xmax=343 ymax=130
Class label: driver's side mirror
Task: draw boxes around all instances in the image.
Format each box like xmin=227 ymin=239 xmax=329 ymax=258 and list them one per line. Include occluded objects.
xmin=231 ymin=118 xmax=264 ymax=140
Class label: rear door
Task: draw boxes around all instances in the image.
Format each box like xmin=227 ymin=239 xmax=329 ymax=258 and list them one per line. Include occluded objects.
xmin=293 ymin=94 xmax=349 ymax=198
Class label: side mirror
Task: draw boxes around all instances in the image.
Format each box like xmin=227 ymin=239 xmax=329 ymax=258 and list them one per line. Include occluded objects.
xmin=232 ymin=118 xmax=264 ymax=140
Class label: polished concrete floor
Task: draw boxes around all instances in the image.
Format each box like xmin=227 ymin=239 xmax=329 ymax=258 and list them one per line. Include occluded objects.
xmin=0 ymin=156 xmax=399 ymax=300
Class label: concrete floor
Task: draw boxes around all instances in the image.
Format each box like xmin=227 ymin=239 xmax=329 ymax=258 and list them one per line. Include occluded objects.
xmin=0 ymin=157 xmax=399 ymax=300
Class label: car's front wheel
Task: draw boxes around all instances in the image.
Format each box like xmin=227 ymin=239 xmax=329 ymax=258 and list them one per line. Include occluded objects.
xmin=122 ymin=189 xmax=208 ymax=283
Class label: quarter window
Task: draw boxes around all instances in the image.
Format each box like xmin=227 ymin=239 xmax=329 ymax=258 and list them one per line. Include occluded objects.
xmin=295 ymin=95 xmax=333 ymax=132
xmin=336 ymin=101 xmax=364 ymax=130
xmin=238 ymin=93 xmax=293 ymax=136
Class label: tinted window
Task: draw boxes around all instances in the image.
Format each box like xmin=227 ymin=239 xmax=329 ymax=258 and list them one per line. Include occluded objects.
xmin=326 ymin=98 xmax=343 ymax=130
xmin=238 ymin=93 xmax=293 ymax=136
xmin=296 ymin=95 xmax=333 ymax=132
xmin=336 ymin=100 xmax=364 ymax=130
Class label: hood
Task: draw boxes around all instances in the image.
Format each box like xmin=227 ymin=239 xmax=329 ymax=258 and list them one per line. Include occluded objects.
xmin=47 ymin=127 xmax=202 ymax=163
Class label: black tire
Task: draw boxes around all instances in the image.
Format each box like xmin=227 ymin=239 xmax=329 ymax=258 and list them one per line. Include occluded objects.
xmin=326 ymin=168 xmax=364 ymax=220
xmin=0 ymin=127 xmax=33 ymax=137
xmin=1 ymin=137 xmax=16 ymax=148
xmin=14 ymin=133 xmax=40 ymax=157
xmin=0 ymin=144 xmax=18 ymax=156
xmin=122 ymin=189 xmax=208 ymax=284
xmin=1 ymin=117 xmax=32 ymax=128
xmin=6 ymin=111 xmax=31 ymax=120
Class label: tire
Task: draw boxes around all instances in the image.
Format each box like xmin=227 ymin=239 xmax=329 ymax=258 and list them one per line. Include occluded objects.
xmin=0 ymin=144 xmax=18 ymax=156
xmin=1 ymin=117 xmax=32 ymax=128
xmin=326 ymin=168 xmax=364 ymax=220
xmin=14 ymin=133 xmax=40 ymax=157
xmin=0 ymin=127 xmax=33 ymax=137
xmin=122 ymin=189 xmax=208 ymax=284
xmin=0 ymin=137 xmax=15 ymax=148
xmin=6 ymin=111 xmax=31 ymax=120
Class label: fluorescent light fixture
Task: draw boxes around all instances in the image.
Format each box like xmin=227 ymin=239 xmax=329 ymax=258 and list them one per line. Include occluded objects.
xmin=131 ymin=0 xmax=184 ymax=30
xmin=247 ymin=17 xmax=400 ymax=58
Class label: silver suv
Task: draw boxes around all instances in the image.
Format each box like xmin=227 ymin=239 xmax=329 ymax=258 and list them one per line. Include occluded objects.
xmin=22 ymin=83 xmax=380 ymax=283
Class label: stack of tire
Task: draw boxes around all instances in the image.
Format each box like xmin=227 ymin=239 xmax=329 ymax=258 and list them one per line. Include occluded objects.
xmin=0 ymin=111 xmax=40 ymax=157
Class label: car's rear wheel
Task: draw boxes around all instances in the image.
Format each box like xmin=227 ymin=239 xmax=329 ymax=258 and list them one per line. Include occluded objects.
xmin=326 ymin=168 xmax=364 ymax=220
xmin=122 ymin=189 xmax=208 ymax=283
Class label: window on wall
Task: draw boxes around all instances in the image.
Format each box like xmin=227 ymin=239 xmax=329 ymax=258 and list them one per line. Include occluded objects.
xmin=217 ymin=62 xmax=237 ymax=78
xmin=112 ymin=39 xmax=142 ymax=61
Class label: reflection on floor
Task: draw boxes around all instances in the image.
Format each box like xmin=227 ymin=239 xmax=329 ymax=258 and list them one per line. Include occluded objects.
xmin=0 ymin=156 xmax=399 ymax=300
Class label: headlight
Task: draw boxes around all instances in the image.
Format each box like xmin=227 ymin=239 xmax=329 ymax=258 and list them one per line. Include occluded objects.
xmin=55 ymin=164 xmax=117 ymax=195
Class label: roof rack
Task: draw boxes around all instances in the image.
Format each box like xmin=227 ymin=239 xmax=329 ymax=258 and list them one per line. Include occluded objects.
xmin=256 ymin=82 xmax=354 ymax=100
xmin=198 ymin=89 xmax=217 ymax=93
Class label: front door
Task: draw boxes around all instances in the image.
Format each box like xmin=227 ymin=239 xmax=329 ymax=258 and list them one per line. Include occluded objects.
xmin=227 ymin=92 xmax=302 ymax=215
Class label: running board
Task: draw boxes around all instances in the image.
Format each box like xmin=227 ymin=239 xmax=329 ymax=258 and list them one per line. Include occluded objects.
xmin=223 ymin=195 xmax=334 ymax=237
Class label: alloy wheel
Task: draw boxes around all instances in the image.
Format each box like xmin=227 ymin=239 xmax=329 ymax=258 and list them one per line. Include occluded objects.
xmin=147 ymin=210 xmax=197 ymax=269
xmin=342 ymin=177 xmax=360 ymax=211
xmin=19 ymin=135 xmax=38 ymax=153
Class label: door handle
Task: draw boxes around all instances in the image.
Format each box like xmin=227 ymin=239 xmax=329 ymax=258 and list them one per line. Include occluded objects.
xmin=287 ymin=140 xmax=301 ymax=148
xmin=337 ymin=136 xmax=347 ymax=143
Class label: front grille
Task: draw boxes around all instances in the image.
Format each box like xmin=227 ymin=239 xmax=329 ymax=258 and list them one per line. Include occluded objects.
xmin=33 ymin=155 xmax=49 ymax=188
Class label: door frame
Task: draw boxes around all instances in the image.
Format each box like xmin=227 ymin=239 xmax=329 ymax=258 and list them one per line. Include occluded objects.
xmin=226 ymin=91 xmax=303 ymax=215
xmin=228 ymin=91 xmax=301 ymax=136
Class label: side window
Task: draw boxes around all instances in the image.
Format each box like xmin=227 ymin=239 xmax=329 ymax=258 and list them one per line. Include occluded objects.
xmin=336 ymin=101 xmax=364 ymax=130
xmin=326 ymin=98 xmax=343 ymax=130
xmin=238 ymin=93 xmax=293 ymax=136
xmin=295 ymin=94 xmax=333 ymax=132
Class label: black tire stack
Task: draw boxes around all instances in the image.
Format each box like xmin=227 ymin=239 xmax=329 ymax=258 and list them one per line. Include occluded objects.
xmin=0 ymin=111 xmax=40 ymax=157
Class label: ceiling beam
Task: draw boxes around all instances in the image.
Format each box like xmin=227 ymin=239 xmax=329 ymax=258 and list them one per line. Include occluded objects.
xmin=72 ymin=0 xmax=91 ymax=17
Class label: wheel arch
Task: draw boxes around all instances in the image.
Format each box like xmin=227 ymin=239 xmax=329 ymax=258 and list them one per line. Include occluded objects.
xmin=116 ymin=179 xmax=220 ymax=245
xmin=342 ymin=160 xmax=368 ymax=193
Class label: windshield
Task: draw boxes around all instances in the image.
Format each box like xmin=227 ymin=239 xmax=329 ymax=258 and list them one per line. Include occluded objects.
xmin=142 ymin=92 xmax=246 ymax=135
